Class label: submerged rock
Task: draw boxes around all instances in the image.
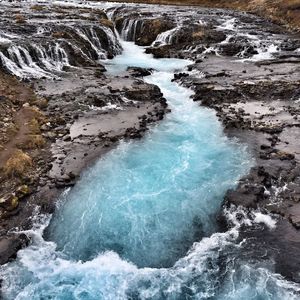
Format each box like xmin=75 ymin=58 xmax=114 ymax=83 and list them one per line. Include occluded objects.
xmin=127 ymin=67 xmax=153 ymax=77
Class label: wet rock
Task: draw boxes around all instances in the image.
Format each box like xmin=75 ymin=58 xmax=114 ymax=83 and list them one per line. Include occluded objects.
xmin=173 ymin=73 xmax=189 ymax=80
xmin=289 ymin=214 xmax=300 ymax=229
xmin=125 ymin=127 xmax=143 ymax=139
xmin=127 ymin=67 xmax=153 ymax=77
xmin=138 ymin=18 xmax=175 ymax=46
xmin=218 ymin=36 xmax=258 ymax=57
xmin=280 ymin=39 xmax=300 ymax=51
xmin=276 ymin=151 xmax=295 ymax=161
xmin=125 ymin=82 xmax=163 ymax=101
xmin=0 ymin=234 xmax=30 ymax=265
xmin=145 ymin=45 xmax=173 ymax=58
xmin=260 ymin=126 xmax=283 ymax=134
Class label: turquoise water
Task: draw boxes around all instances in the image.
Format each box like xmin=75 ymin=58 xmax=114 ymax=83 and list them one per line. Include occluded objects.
xmin=1 ymin=41 xmax=299 ymax=299
xmin=46 ymin=42 xmax=250 ymax=268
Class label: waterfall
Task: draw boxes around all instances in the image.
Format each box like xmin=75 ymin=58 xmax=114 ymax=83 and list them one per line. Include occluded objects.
xmin=0 ymin=31 xmax=19 ymax=44
xmin=120 ymin=19 xmax=144 ymax=41
xmin=0 ymin=43 xmax=71 ymax=79
xmin=75 ymin=27 xmax=107 ymax=60
xmin=0 ymin=45 xmax=53 ymax=78
xmin=0 ymin=24 xmax=122 ymax=79
xmin=33 ymin=43 xmax=70 ymax=72
xmin=151 ymin=27 xmax=179 ymax=47
xmin=101 ymin=25 xmax=123 ymax=56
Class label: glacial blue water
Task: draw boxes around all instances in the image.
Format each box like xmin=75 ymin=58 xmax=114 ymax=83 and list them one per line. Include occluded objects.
xmin=45 ymin=42 xmax=250 ymax=268
xmin=1 ymin=41 xmax=300 ymax=300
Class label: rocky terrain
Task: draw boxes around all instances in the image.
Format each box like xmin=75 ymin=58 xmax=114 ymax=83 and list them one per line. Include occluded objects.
xmin=109 ymin=2 xmax=300 ymax=281
xmin=103 ymin=0 xmax=300 ymax=31
xmin=0 ymin=0 xmax=299 ymax=284
xmin=0 ymin=2 xmax=168 ymax=264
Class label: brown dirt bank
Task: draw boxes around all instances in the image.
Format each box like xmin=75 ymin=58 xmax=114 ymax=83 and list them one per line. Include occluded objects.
xmin=100 ymin=0 xmax=300 ymax=30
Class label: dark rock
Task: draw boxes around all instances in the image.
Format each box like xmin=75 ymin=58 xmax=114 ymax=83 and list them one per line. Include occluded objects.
xmin=127 ymin=67 xmax=153 ymax=77
xmin=0 ymin=234 xmax=30 ymax=265
xmin=125 ymin=82 xmax=162 ymax=101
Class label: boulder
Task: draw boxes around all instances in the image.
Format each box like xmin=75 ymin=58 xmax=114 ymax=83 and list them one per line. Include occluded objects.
xmin=0 ymin=234 xmax=29 ymax=265
xmin=127 ymin=67 xmax=153 ymax=77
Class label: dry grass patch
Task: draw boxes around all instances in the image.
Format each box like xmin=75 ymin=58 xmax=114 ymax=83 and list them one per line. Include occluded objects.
xmin=18 ymin=134 xmax=46 ymax=150
xmin=32 ymin=98 xmax=48 ymax=109
xmin=3 ymin=150 xmax=32 ymax=177
xmin=278 ymin=0 xmax=300 ymax=10
xmin=30 ymin=5 xmax=46 ymax=11
xmin=15 ymin=14 xmax=26 ymax=24
xmin=99 ymin=18 xmax=114 ymax=29
xmin=52 ymin=31 xmax=70 ymax=39
xmin=192 ymin=30 xmax=205 ymax=39
xmin=5 ymin=123 xmax=19 ymax=138
xmin=28 ymin=118 xmax=41 ymax=134
xmin=27 ymin=107 xmax=48 ymax=134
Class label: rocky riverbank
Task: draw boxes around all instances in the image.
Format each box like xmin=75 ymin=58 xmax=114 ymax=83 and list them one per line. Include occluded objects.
xmin=0 ymin=0 xmax=299 ymax=284
xmin=108 ymin=3 xmax=300 ymax=281
xmin=0 ymin=69 xmax=168 ymax=264
xmin=0 ymin=1 xmax=168 ymax=264
xmin=180 ymin=56 xmax=300 ymax=282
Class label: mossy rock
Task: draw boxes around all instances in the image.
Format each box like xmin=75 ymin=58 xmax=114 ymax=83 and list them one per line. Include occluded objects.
xmin=0 ymin=194 xmax=19 ymax=211
xmin=9 ymin=196 xmax=19 ymax=211
xmin=15 ymin=185 xmax=30 ymax=199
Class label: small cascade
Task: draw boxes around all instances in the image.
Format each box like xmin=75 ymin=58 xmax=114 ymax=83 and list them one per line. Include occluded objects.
xmin=75 ymin=25 xmax=122 ymax=60
xmin=120 ymin=19 xmax=144 ymax=41
xmin=75 ymin=27 xmax=107 ymax=59
xmin=151 ymin=27 xmax=179 ymax=47
xmin=0 ymin=31 xmax=19 ymax=45
xmin=0 ymin=45 xmax=52 ymax=78
xmin=240 ymin=41 xmax=280 ymax=61
xmin=0 ymin=43 xmax=70 ymax=79
xmin=0 ymin=24 xmax=122 ymax=79
xmin=33 ymin=43 xmax=70 ymax=72
xmin=217 ymin=17 xmax=237 ymax=31
xmin=101 ymin=25 xmax=123 ymax=56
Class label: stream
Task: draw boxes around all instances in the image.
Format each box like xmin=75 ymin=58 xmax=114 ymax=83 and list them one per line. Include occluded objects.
xmin=1 ymin=39 xmax=300 ymax=299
